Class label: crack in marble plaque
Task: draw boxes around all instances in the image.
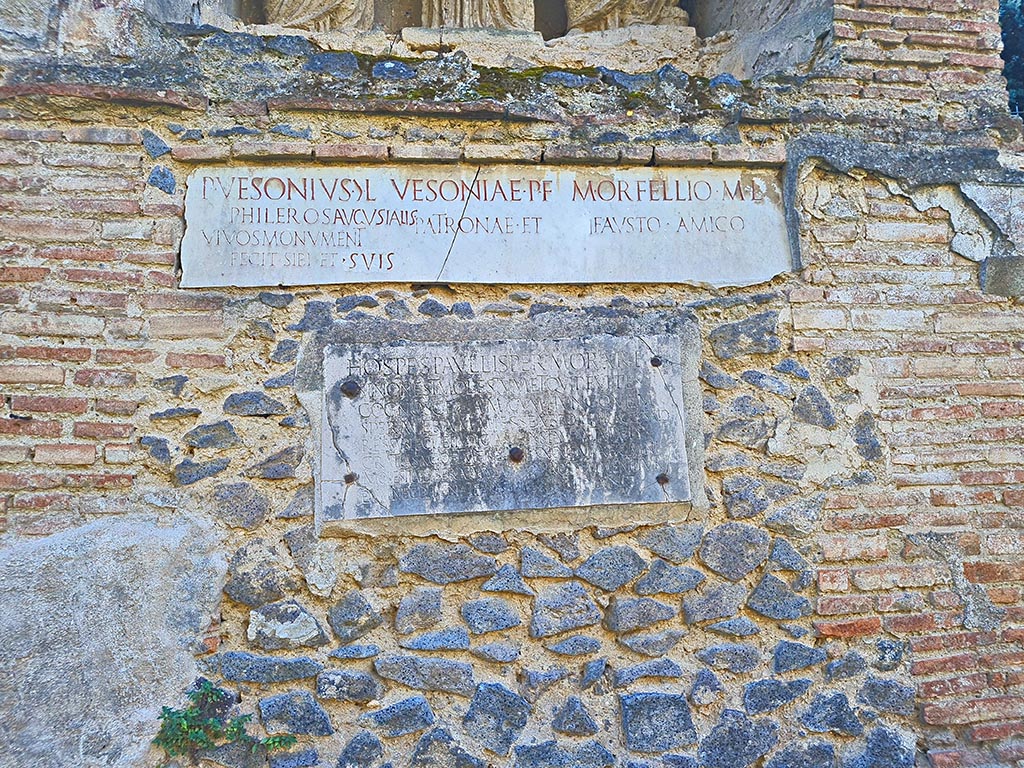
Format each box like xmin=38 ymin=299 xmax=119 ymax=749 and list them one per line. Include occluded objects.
xmin=320 ymin=335 xmax=691 ymax=519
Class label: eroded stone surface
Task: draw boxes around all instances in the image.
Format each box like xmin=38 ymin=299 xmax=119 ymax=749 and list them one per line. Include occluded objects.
xmin=0 ymin=517 xmax=225 ymax=768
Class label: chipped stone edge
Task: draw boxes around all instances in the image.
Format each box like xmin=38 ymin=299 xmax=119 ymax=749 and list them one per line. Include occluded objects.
xmin=294 ymin=310 xmax=707 ymax=538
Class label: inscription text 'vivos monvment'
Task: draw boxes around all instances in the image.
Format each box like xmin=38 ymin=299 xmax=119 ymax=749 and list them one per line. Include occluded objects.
xmin=319 ymin=335 xmax=691 ymax=521
xmin=181 ymin=166 xmax=790 ymax=287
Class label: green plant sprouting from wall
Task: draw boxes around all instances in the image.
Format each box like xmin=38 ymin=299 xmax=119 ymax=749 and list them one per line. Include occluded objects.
xmin=152 ymin=678 xmax=296 ymax=766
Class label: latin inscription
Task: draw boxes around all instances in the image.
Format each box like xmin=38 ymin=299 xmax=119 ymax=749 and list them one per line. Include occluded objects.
xmin=320 ymin=336 xmax=691 ymax=520
xmin=182 ymin=166 xmax=791 ymax=287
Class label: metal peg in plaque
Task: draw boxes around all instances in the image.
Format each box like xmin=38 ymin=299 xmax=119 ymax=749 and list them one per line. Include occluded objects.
xmin=319 ymin=335 xmax=692 ymax=520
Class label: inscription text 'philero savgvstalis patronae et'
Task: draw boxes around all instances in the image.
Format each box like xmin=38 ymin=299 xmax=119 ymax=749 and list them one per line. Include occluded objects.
xmin=181 ymin=165 xmax=791 ymax=288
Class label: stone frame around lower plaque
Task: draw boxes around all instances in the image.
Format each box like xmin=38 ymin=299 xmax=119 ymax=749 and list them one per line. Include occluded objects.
xmin=293 ymin=308 xmax=707 ymax=537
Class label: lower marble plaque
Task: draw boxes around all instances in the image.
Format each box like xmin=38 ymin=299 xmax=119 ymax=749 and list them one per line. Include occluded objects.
xmin=319 ymin=334 xmax=692 ymax=520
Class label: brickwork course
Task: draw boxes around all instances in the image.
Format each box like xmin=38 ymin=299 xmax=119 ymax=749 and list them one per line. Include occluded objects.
xmin=2 ymin=0 xmax=1024 ymax=767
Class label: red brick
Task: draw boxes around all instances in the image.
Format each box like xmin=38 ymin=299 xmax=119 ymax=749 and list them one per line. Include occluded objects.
xmin=36 ymin=246 xmax=117 ymax=262
xmin=33 ymin=444 xmax=96 ymax=465
xmin=919 ymin=672 xmax=988 ymax=700
xmin=72 ymin=421 xmax=134 ymax=439
xmin=73 ymin=369 xmax=136 ymax=387
xmin=0 ymin=266 xmax=49 ymax=282
xmin=10 ymin=396 xmax=88 ymax=414
xmin=15 ymin=346 xmax=91 ymax=362
xmin=970 ymin=720 xmax=1024 ymax=742
xmin=0 ymin=418 xmax=61 ymax=437
xmin=9 ymin=491 xmax=73 ymax=509
xmin=1005 ymin=490 xmax=1024 ymax=507
xmin=965 ymin=562 xmax=1024 ymax=583
xmin=95 ymin=349 xmax=159 ymax=364
xmin=148 ymin=315 xmax=225 ymax=339
xmin=816 ymin=595 xmax=874 ymax=615
xmin=94 ymin=399 xmax=140 ymax=416
xmin=923 ymin=695 xmax=1024 ymax=726
xmin=813 ymin=616 xmax=882 ymax=638
xmin=63 ymin=268 xmax=143 ymax=285
xmin=961 ymin=470 xmax=1024 ymax=485
xmin=64 ymin=127 xmax=141 ymax=145
xmin=981 ymin=401 xmax=1024 ymax=418
xmin=141 ymin=293 xmax=224 ymax=310
xmin=821 ymin=532 xmax=888 ymax=561
xmin=0 ymin=364 xmax=64 ymax=384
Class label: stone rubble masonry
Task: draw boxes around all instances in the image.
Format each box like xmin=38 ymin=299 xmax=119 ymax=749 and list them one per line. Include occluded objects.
xmin=0 ymin=0 xmax=1023 ymax=767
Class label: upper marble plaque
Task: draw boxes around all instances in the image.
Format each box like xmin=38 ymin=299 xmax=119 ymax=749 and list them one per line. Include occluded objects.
xmin=181 ymin=165 xmax=791 ymax=287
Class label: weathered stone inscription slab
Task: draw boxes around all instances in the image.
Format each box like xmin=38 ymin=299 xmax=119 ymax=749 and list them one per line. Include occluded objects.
xmin=181 ymin=165 xmax=790 ymax=287
xmin=319 ymin=335 xmax=691 ymax=520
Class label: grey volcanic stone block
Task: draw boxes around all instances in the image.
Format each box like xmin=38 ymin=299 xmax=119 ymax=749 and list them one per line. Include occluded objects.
xmin=246 ymin=445 xmax=305 ymax=479
xmin=799 ymin=693 xmax=863 ymax=736
xmin=581 ymin=658 xmax=607 ymax=689
xmin=399 ymin=544 xmax=497 ymax=584
xmin=0 ymin=517 xmax=224 ymax=768
xmin=683 ymin=582 xmax=747 ymax=624
xmin=530 ymin=581 xmax=601 ymax=638
xmin=547 ymin=635 xmax=601 ymax=656
xmin=792 ymin=386 xmax=837 ymax=429
xmin=221 ymin=652 xmax=321 ymax=683
xmin=603 ymin=596 xmax=676 ymax=633
xmin=212 ymin=482 xmax=271 ymax=530
xmin=224 ymin=391 xmax=288 ymax=416
xmin=709 ymin=311 xmax=781 ymax=359
xmin=575 ymin=741 xmax=615 ymax=768
xmin=399 ymin=627 xmax=470 ymax=651
xmin=765 ymin=741 xmax=836 ymax=768
xmin=552 ymin=696 xmax=599 ymax=736
xmin=634 ymin=559 xmax=705 ymax=595
xmin=410 ymin=727 xmax=486 ymax=768
xmin=747 ymin=574 xmax=811 ymax=620
xmin=743 ymin=678 xmax=812 ymax=714
xmin=259 ymin=691 xmax=333 ymax=736
xmin=519 ymin=667 xmax=570 ymax=702
xmin=618 ymin=629 xmax=684 ymax=657
xmin=328 ymin=590 xmax=383 ymax=644
xmin=361 ymin=696 xmax=435 ymax=737
xmin=316 ymin=670 xmax=383 ymax=704
xmin=690 ymin=669 xmax=725 ymax=706
xmin=699 ymin=522 xmax=770 ymax=581
xmin=173 ymin=457 xmax=230 ymax=486
xmin=853 ymin=411 xmax=883 ymax=460
xmin=708 ymin=616 xmax=760 ymax=637
xmin=464 ymin=682 xmax=531 ymax=756
xmin=513 ymin=740 xmax=570 ymax=767
xmin=857 ymin=676 xmax=915 ymax=715
xmin=472 ymin=642 xmax=520 ymax=663
xmin=461 ymin=598 xmax=521 ymax=635
xmin=825 ymin=651 xmax=867 ymax=681
xmin=374 ymin=655 xmax=475 ymax=697
xmin=336 ymin=730 xmax=382 ymax=767
xmin=224 ymin=539 xmax=298 ymax=608
xmin=482 ymin=564 xmax=534 ymax=596
xmin=847 ymin=726 xmax=915 ymax=768
xmin=330 ymin=644 xmax=379 ymax=659
xmin=698 ymin=709 xmax=778 ymax=768
xmin=614 ymin=658 xmax=683 ymax=688
xmin=521 ymin=547 xmax=573 ymax=578
xmin=768 ymin=539 xmax=809 ymax=572
xmin=773 ymin=641 xmax=826 ymax=674
xmin=576 ymin=546 xmax=647 ymax=591
xmin=184 ymin=420 xmax=239 ymax=449
xmin=765 ymin=496 xmax=823 ymax=538
xmin=395 ymin=587 xmax=443 ymax=634
xmin=620 ymin=692 xmax=697 ymax=752
xmin=538 ymin=532 xmax=580 ymax=562
xmin=637 ymin=524 xmax=703 ymax=563
xmin=696 ymin=644 xmax=762 ymax=674
xmin=270 ymin=748 xmax=319 ymax=768
xmin=247 ymin=599 xmax=328 ymax=650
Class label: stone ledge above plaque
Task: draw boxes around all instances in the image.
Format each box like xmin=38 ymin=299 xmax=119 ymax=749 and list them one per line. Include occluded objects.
xmin=181 ymin=165 xmax=791 ymax=288
xmin=294 ymin=310 xmax=705 ymax=536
